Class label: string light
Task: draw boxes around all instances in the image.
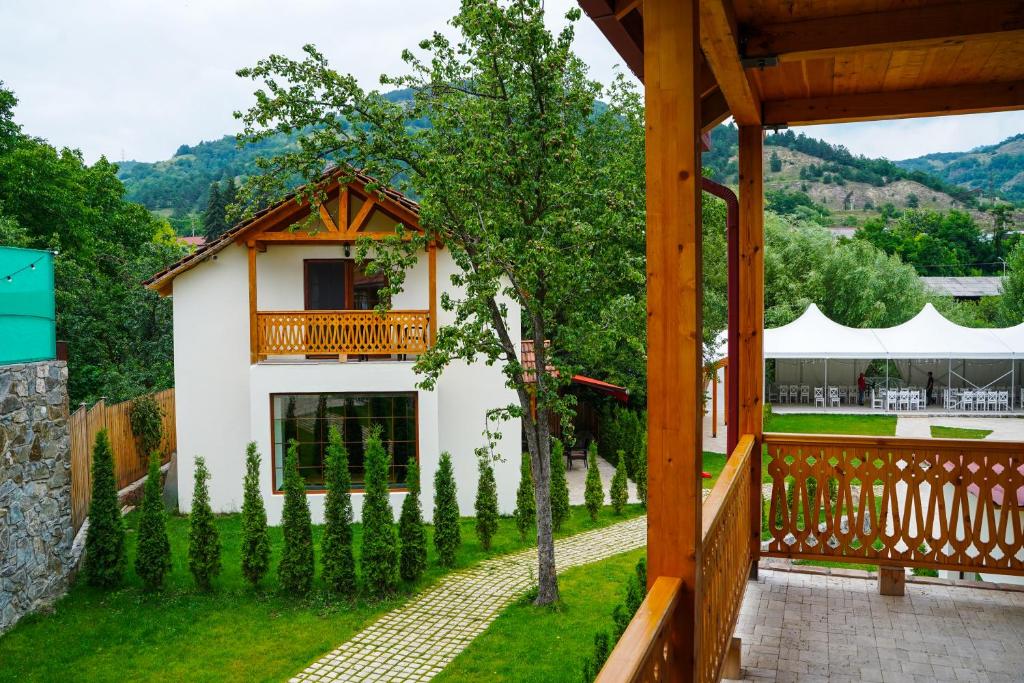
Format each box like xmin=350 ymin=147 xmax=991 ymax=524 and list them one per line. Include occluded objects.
xmin=0 ymin=252 xmax=54 ymax=283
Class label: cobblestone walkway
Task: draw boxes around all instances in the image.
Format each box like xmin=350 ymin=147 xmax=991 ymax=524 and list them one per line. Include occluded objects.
xmin=292 ymin=516 xmax=647 ymax=683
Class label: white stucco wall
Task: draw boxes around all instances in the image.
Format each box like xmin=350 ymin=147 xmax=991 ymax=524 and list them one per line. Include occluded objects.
xmin=170 ymin=242 xmax=520 ymax=525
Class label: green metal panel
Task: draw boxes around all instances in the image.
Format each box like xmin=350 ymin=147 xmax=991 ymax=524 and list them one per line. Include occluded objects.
xmin=0 ymin=247 xmax=56 ymax=365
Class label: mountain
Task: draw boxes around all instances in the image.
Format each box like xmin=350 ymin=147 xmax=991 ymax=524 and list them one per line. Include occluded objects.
xmin=895 ymin=133 xmax=1024 ymax=203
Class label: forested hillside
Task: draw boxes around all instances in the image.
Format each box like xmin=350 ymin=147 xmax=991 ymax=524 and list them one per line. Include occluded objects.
xmin=896 ymin=133 xmax=1024 ymax=203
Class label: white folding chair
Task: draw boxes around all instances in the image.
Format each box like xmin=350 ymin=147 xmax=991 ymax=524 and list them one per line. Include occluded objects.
xmin=828 ymin=387 xmax=840 ymax=408
xmin=789 ymin=385 xmax=799 ymax=403
xmin=838 ymin=386 xmax=847 ymax=404
xmin=943 ymin=389 xmax=956 ymax=411
xmin=814 ymin=387 xmax=825 ymax=408
xmin=999 ymin=390 xmax=1009 ymax=411
xmin=899 ymin=388 xmax=910 ymax=411
xmin=871 ymin=389 xmax=884 ymax=410
xmin=800 ymin=385 xmax=810 ymax=403
xmin=909 ymin=390 xmax=921 ymax=411
xmin=988 ymin=391 xmax=999 ymax=411
xmin=962 ymin=390 xmax=974 ymax=411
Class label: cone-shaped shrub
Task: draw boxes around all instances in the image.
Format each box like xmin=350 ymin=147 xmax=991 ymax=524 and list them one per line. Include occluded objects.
xmin=322 ymin=426 xmax=356 ymax=596
xmin=514 ymin=451 xmax=536 ymax=541
xmin=584 ymin=442 xmax=604 ymax=521
xmin=84 ymin=429 xmax=126 ymax=588
xmin=433 ymin=451 xmax=461 ymax=567
xmin=240 ymin=442 xmax=271 ymax=588
xmin=398 ymin=460 xmax=427 ymax=583
xmin=188 ymin=456 xmax=221 ymax=590
xmin=635 ymin=432 xmax=648 ymax=508
xmin=610 ymin=451 xmax=628 ymax=515
xmin=135 ymin=452 xmax=171 ymax=591
xmin=550 ymin=438 xmax=571 ymax=532
xmin=474 ymin=452 xmax=499 ymax=551
xmin=361 ymin=427 xmax=399 ymax=597
xmin=278 ymin=440 xmax=314 ymax=595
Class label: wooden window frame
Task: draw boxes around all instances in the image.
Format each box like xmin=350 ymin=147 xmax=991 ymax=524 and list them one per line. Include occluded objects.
xmin=303 ymin=258 xmax=353 ymax=311
xmin=268 ymin=390 xmax=419 ymax=495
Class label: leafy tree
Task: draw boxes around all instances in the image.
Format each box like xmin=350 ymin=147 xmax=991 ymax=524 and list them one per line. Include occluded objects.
xmin=906 ymin=193 xmax=920 ymax=208
xmin=235 ymin=0 xmax=644 ymax=604
xmin=361 ymin=427 xmax=399 ymax=597
xmin=1000 ymin=241 xmax=1024 ymax=324
xmin=610 ymin=453 xmax=628 ymax=515
xmin=584 ymin=442 xmax=603 ymax=521
xmin=130 ymin=395 xmax=164 ymax=458
xmin=549 ymin=438 xmax=570 ymax=532
xmin=514 ymin=451 xmax=536 ymax=541
xmin=474 ymin=452 xmax=500 ymax=551
xmin=188 ymin=456 xmax=221 ymax=590
xmin=398 ymin=460 xmax=427 ymax=583
xmin=135 ymin=453 xmax=171 ymax=591
xmin=84 ymin=429 xmax=126 ymax=587
xmin=278 ymin=441 xmax=315 ymax=595
xmin=240 ymin=442 xmax=271 ymax=588
xmin=433 ymin=451 xmax=461 ymax=568
xmin=322 ymin=426 xmax=356 ymax=595
xmin=769 ymin=150 xmax=782 ymax=173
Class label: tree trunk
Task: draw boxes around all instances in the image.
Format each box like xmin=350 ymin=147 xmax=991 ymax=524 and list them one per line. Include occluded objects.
xmin=529 ymin=402 xmax=558 ymax=604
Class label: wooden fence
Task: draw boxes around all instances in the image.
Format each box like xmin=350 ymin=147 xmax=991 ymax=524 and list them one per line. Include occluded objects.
xmin=255 ymin=310 xmax=431 ymax=358
xmin=69 ymin=388 xmax=176 ymax=532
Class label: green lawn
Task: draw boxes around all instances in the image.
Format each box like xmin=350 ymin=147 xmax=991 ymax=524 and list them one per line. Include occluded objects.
xmin=930 ymin=425 xmax=992 ymax=439
xmin=433 ymin=548 xmax=645 ymax=683
xmin=0 ymin=504 xmax=645 ymax=683
xmin=764 ymin=412 xmax=897 ymax=436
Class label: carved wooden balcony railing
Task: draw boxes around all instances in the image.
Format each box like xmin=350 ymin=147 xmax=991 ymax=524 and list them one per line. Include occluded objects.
xmin=763 ymin=434 xmax=1024 ymax=576
xmin=255 ymin=310 xmax=430 ymax=359
xmin=596 ymin=434 xmax=755 ymax=683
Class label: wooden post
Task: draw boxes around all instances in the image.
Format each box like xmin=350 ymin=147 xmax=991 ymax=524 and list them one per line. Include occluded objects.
xmin=722 ymin=637 xmax=742 ymax=680
xmin=428 ymin=242 xmax=438 ymax=345
xmin=723 ymin=361 xmax=728 ymax=426
xmin=248 ymin=241 xmax=258 ymax=364
xmin=644 ymin=0 xmax=702 ymax=680
xmin=738 ymin=126 xmax=765 ymax=577
xmin=712 ymin=367 xmax=718 ymax=438
xmin=879 ymin=566 xmax=906 ymax=596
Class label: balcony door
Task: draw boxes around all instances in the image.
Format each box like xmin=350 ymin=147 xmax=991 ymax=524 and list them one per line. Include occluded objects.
xmin=304 ymin=259 xmax=350 ymax=311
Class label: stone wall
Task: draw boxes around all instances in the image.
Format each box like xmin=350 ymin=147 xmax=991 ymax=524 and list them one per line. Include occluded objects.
xmin=0 ymin=360 xmax=72 ymax=634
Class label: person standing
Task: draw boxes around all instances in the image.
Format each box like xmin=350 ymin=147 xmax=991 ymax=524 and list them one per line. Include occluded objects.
xmin=857 ymin=372 xmax=867 ymax=406
xmin=926 ymin=372 xmax=935 ymax=406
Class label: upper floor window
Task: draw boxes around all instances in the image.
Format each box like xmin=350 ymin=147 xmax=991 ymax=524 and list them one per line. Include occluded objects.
xmin=304 ymin=259 xmax=387 ymax=311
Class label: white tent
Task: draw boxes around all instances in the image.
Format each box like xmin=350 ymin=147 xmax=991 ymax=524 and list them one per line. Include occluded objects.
xmin=763 ymin=304 xmax=888 ymax=359
xmin=872 ymin=304 xmax=1013 ymax=359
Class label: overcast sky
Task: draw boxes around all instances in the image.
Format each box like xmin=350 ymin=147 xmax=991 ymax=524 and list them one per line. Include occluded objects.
xmin=2 ymin=0 xmax=1022 ymax=165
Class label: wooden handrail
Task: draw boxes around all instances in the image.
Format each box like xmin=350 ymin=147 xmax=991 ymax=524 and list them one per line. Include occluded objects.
xmin=255 ymin=309 xmax=430 ymax=358
xmin=594 ymin=576 xmax=683 ymax=683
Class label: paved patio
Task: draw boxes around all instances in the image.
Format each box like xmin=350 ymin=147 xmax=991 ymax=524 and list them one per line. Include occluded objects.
xmin=733 ymin=568 xmax=1024 ymax=683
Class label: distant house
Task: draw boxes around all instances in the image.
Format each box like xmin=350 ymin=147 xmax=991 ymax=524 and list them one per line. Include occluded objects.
xmin=144 ymin=171 xmax=521 ymax=524
xmin=920 ymin=276 xmax=1003 ymax=301
xmin=179 ymin=235 xmax=206 ymax=248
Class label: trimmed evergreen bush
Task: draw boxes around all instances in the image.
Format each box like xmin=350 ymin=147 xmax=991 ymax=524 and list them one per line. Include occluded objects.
xmin=135 ymin=452 xmax=171 ymax=591
xmin=610 ymin=451 xmax=628 ymax=515
xmin=240 ymin=441 xmax=271 ymax=588
xmin=474 ymin=452 xmax=499 ymax=551
xmin=635 ymin=432 xmax=648 ymax=508
xmin=584 ymin=442 xmax=604 ymax=521
xmin=398 ymin=460 xmax=427 ymax=583
xmin=361 ymin=427 xmax=399 ymax=597
xmin=549 ymin=438 xmax=571 ymax=532
xmin=322 ymin=426 xmax=356 ymax=596
xmin=514 ymin=451 xmax=536 ymax=541
xmin=433 ymin=451 xmax=461 ymax=567
xmin=188 ymin=456 xmax=221 ymax=590
xmin=278 ymin=440 xmax=315 ymax=595
xmin=84 ymin=429 xmax=126 ymax=588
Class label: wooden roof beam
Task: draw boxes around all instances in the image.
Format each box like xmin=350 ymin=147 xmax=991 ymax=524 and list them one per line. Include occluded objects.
xmin=763 ymin=80 xmax=1024 ymax=126
xmin=743 ymin=1 xmax=1024 ymax=64
xmin=700 ymin=0 xmax=761 ymax=126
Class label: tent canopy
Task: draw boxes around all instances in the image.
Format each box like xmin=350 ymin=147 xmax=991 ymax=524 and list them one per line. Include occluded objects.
xmin=744 ymin=304 xmax=1023 ymax=361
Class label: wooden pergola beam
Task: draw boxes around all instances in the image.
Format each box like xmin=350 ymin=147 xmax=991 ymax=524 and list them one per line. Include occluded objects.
xmin=700 ymin=0 xmax=761 ymax=126
xmin=763 ymin=80 xmax=1024 ymax=126
xmin=743 ymin=1 xmax=1024 ymax=64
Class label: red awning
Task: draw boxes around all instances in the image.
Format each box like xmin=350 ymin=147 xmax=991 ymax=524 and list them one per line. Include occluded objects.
xmin=571 ymin=374 xmax=629 ymax=403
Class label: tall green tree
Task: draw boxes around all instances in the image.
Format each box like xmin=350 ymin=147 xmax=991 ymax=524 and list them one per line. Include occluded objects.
xmin=188 ymin=456 xmax=221 ymax=591
xmin=474 ymin=452 xmax=499 ymax=551
xmin=549 ymin=438 xmax=570 ymax=532
xmin=240 ymin=442 xmax=271 ymax=588
xmin=235 ymin=0 xmax=644 ymax=604
xmin=433 ymin=451 xmax=461 ymax=567
xmin=610 ymin=453 xmax=628 ymax=515
xmin=398 ymin=460 xmax=427 ymax=583
xmin=321 ymin=426 xmax=356 ymax=596
xmin=1000 ymin=240 xmax=1024 ymax=324
xmin=361 ymin=427 xmax=399 ymax=597
xmin=584 ymin=443 xmax=603 ymax=522
xmin=514 ymin=451 xmax=536 ymax=542
xmin=135 ymin=453 xmax=171 ymax=591
xmin=83 ymin=429 xmax=126 ymax=588
xmin=202 ymin=180 xmax=223 ymax=240
xmin=278 ymin=441 xmax=315 ymax=595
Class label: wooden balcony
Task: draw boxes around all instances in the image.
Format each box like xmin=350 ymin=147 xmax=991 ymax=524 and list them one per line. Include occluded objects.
xmin=254 ymin=309 xmax=431 ymax=360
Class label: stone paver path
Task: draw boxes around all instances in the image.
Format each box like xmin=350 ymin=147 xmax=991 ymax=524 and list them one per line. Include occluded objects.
xmin=292 ymin=516 xmax=647 ymax=683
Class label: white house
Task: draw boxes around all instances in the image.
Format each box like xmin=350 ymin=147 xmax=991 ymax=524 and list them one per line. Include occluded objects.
xmin=145 ymin=171 xmax=521 ymax=525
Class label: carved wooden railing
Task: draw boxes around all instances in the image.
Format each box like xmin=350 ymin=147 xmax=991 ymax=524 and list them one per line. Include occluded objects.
xmin=596 ymin=434 xmax=755 ymax=683
xmin=255 ymin=310 xmax=430 ymax=358
xmin=763 ymin=433 xmax=1024 ymax=576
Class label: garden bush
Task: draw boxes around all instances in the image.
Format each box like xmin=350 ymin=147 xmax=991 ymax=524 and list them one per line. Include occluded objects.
xmin=135 ymin=452 xmax=171 ymax=591
xmin=322 ymin=426 xmax=356 ymax=596
xmin=635 ymin=432 xmax=648 ymax=508
xmin=240 ymin=442 xmax=271 ymax=588
xmin=399 ymin=460 xmax=427 ymax=583
xmin=514 ymin=451 xmax=536 ymax=541
xmin=84 ymin=429 xmax=126 ymax=588
xmin=362 ymin=427 xmax=399 ymax=597
xmin=433 ymin=451 xmax=461 ymax=567
xmin=581 ymin=557 xmax=647 ymax=681
xmin=610 ymin=452 xmax=628 ymax=515
xmin=278 ymin=441 xmax=315 ymax=595
xmin=474 ymin=452 xmax=499 ymax=551
xmin=188 ymin=456 xmax=221 ymax=590
xmin=549 ymin=438 xmax=571 ymax=532
xmin=584 ymin=442 xmax=604 ymax=521
xmin=130 ymin=394 xmax=164 ymax=458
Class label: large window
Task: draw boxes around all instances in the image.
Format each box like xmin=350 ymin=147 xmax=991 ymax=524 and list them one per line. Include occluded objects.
xmin=271 ymin=392 xmax=417 ymax=491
